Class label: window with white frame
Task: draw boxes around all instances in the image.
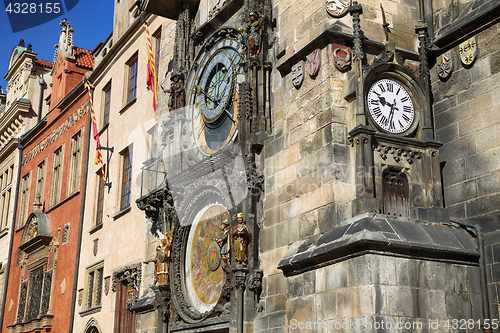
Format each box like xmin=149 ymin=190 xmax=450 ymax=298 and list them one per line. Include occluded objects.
xmin=67 ymin=130 xmax=83 ymax=195
xmin=17 ymin=171 xmax=31 ymax=229
xmin=85 ymin=261 xmax=104 ymax=311
xmin=0 ymin=164 xmax=13 ymax=230
xmin=49 ymin=145 xmax=64 ymax=208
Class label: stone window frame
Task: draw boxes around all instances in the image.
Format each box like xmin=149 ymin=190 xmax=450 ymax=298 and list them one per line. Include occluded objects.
xmin=84 ymin=317 xmax=102 ymax=333
xmin=14 ymin=221 xmax=60 ymax=330
xmin=102 ymin=80 xmax=111 ymax=128
xmin=95 ymin=169 xmax=105 ymax=228
xmin=125 ymin=53 xmax=138 ymax=105
xmin=48 ymin=144 xmax=65 ymax=208
xmin=153 ymin=27 xmax=161 ymax=79
xmin=17 ymin=171 xmax=31 ymax=229
xmin=119 ymin=146 xmax=133 ymax=211
xmin=33 ymin=159 xmax=47 ymax=207
xmin=67 ymin=130 xmax=84 ymax=196
xmin=0 ymin=162 xmax=14 ymax=231
xmin=80 ymin=260 xmax=104 ymax=316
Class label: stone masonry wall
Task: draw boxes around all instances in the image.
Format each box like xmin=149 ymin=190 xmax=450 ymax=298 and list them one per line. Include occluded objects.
xmin=431 ymin=18 xmax=500 ymax=332
xmin=431 ymin=22 xmax=500 ymax=225
xmin=261 ymin=0 xmax=422 ymax=331
xmin=255 ymin=254 xmax=482 ymax=333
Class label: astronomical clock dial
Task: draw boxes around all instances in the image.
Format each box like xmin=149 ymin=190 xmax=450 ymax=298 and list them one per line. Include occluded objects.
xmin=366 ymin=78 xmax=415 ymax=134
xmin=187 ymin=38 xmax=245 ymax=160
xmin=185 ymin=203 xmax=230 ymax=314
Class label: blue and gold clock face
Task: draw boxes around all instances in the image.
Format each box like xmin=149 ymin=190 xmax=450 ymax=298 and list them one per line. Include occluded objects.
xmin=188 ymin=38 xmax=245 ymax=160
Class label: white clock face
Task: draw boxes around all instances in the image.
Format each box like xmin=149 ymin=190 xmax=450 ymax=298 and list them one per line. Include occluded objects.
xmin=366 ymin=78 xmax=415 ymax=134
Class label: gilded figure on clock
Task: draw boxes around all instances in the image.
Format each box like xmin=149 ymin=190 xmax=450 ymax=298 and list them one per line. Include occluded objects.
xmin=233 ymin=213 xmax=251 ymax=266
xmin=213 ymin=218 xmax=231 ymax=269
xmin=166 ymin=74 xmax=185 ymax=111
xmin=245 ymin=12 xmax=265 ymax=57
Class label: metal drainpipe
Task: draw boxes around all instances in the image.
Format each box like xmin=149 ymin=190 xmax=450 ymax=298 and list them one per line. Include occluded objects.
xmin=0 ymin=140 xmax=23 ymax=330
xmin=38 ymin=75 xmax=45 ymax=123
xmin=68 ymin=84 xmax=93 ymax=333
xmin=450 ymin=218 xmax=492 ymax=333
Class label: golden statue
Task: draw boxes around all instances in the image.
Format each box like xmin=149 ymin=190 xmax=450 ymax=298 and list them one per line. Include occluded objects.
xmin=232 ymin=213 xmax=251 ymax=266
xmin=144 ymin=225 xmax=175 ymax=286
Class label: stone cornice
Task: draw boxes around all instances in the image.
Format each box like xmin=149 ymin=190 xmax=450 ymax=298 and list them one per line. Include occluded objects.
xmin=0 ymin=99 xmax=31 ymax=149
xmin=4 ymin=51 xmax=37 ymax=82
xmin=433 ymin=0 xmax=500 ymax=51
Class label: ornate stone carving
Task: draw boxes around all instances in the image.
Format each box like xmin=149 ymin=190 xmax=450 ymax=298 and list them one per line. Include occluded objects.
xmin=326 ymin=0 xmax=351 ymax=18
xmin=349 ymin=1 xmax=364 ymax=61
xmin=246 ymin=168 xmax=264 ymax=193
xmin=58 ymin=18 xmax=75 ymax=59
xmin=233 ymin=267 xmax=248 ymax=290
xmin=437 ymin=51 xmax=453 ymax=80
xmin=459 ymin=36 xmax=477 ymax=66
xmin=374 ymin=143 xmax=422 ymax=164
xmin=111 ymin=263 xmax=142 ymax=309
xmin=291 ymin=61 xmax=304 ymax=88
xmin=363 ymin=50 xmax=393 ymax=78
xmin=332 ymin=44 xmax=351 ymax=71
xmin=306 ymin=49 xmax=321 ymax=77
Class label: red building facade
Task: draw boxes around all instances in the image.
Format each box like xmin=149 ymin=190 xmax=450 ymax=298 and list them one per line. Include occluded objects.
xmin=2 ymin=20 xmax=93 ymax=333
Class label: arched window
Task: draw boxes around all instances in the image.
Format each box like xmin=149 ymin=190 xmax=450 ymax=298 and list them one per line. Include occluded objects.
xmin=382 ymin=170 xmax=409 ymax=217
xmin=84 ymin=318 xmax=101 ymax=333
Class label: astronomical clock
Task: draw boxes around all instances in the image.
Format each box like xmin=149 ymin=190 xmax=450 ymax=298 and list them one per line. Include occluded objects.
xmin=186 ymin=37 xmax=245 ymax=161
xmin=167 ymin=29 xmax=257 ymax=326
xmin=136 ymin=0 xmax=270 ymax=330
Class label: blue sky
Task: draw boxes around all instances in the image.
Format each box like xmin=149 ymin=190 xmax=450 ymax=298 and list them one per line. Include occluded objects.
xmin=0 ymin=0 xmax=114 ymax=92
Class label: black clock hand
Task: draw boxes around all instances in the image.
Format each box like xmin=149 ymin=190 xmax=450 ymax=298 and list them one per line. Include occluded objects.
xmin=196 ymin=84 xmax=219 ymax=106
xmin=387 ymin=99 xmax=397 ymax=129
xmin=224 ymin=109 xmax=236 ymax=124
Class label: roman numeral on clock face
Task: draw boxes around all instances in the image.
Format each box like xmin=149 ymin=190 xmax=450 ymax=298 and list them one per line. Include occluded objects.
xmin=367 ymin=78 xmax=415 ymax=134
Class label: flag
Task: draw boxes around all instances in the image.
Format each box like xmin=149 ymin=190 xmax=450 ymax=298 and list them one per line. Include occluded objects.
xmin=143 ymin=20 xmax=157 ymax=112
xmin=85 ymin=82 xmax=106 ymax=185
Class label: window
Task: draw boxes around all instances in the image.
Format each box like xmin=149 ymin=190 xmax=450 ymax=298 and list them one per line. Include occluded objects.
xmin=67 ymin=131 xmax=83 ymax=195
xmin=103 ymin=82 xmax=111 ymax=126
xmin=147 ymin=125 xmax=157 ymax=159
xmin=112 ymin=266 xmax=140 ymax=333
xmin=62 ymin=222 xmax=70 ymax=245
xmin=49 ymin=145 xmax=64 ymax=208
xmin=120 ymin=148 xmax=132 ymax=210
xmin=85 ymin=261 xmax=104 ymax=311
xmin=153 ymin=28 xmax=161 ymax=78
xmin=113 ymin=280 xmax=135 ymax=333
xmin=0 ymin=164 xmax=13 ymax=230
xmin=383 ymin=170 xmax=409 ymax=217
xmin=95 ymin=170 xmax=105 ymax=227
xmin=33 ymin=160 xmax=46 ymax=208
xmin=17 ymin=172 xmax=31 ymax=229
xmin=126 ymin=55 xmax=138 ymax=103
xmin=16 ymin=218 xmax=58 ymax=331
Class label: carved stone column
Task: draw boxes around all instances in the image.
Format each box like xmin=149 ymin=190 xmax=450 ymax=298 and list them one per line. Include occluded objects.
xmin=173 ymin=1 xmax=191 ymax=78
xmin=232 ymin=267 xmax=249 ymax=333
xmin=349 ymin=1 xmax=365 ymax=126
xmin=415 ymin=22 xmax=433 ymax=140
xmin=348 ymin=125 xmax=379 ymax=216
